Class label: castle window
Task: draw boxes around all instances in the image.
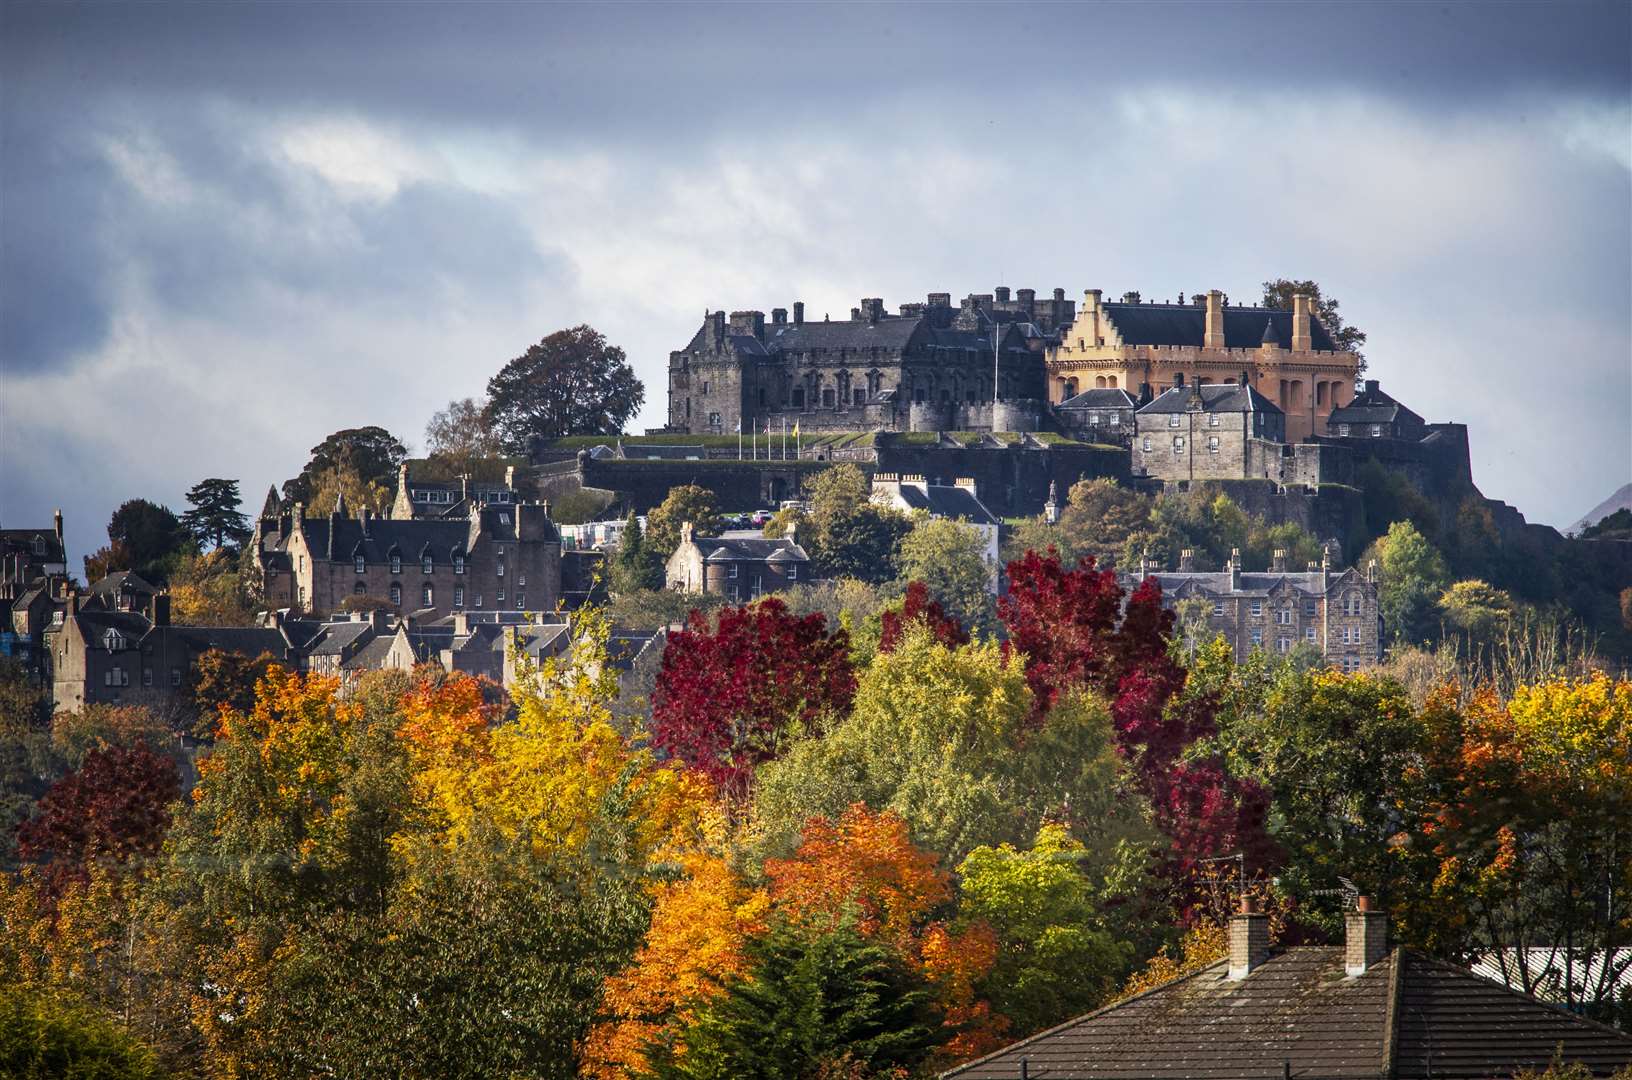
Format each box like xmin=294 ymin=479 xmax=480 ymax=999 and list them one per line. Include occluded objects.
xmin=1208 ymin=436 xmax=1219 ymax=454
xmin=454 ymin=587 xmax=464 ymax=608
xmin=454 ymin=554 xmax=465 ymax=574
xmin=390 ymin=584 xmax=402 ymax=605
xmin=422 ymin=555 xmax=433 ymax=574
xmin=355 ymin=555 xmax=366 ymax=573
xmin=708 ymin=412 xmax=721 ymax=427
xmin=422 ymin=585 xmax=433 ymax=607
xmin=823 ymin=388 xmax=835 ymax=408
xmin=391 ymin=554 xmax=402 ymax=574
xmin=353 ymin=581 xmax=366 ymax=596
xmin=854 ymin=388 xmax=865 ymax=406
xmin=791 ymin=387 xmax=805 ymax=408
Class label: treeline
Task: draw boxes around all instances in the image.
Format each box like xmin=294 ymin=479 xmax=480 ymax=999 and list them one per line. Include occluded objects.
xmin=2 ymin=545 xmax=1629 ymax=1077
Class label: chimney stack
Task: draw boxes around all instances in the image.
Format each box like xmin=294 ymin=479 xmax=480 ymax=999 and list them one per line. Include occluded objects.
xmin=792 ymin=301 xmax=805 ymax=326
xmin=452 ymin=610 xmax=469 ymax=637
xmin=53 ymin=508 xmax=63 ymax=549
xmin=1228 ymin=896 xmax=1271 ymax=980
xmin=152 ymin=592 xmax=171 ymax=627
xmin=1344 ymin=896 xmax=1389 ymax=976
xmin=680 ymin=520 xmax=694 ymax=546
xmin=1178 ymin=548 xmax=1196 ymax=573
xmin=1271 ymin=548 xmax=1287 ymax=573
xmin=994 ymin=286 xmax=1011 ymax=303
xmin=1204 ymin=289 xmax=1225 ymax=350
xmin=1291 ymin=293 xmax=1313 ymax=352
xmin=1229 ymin=547 xmax=1242 ymax=590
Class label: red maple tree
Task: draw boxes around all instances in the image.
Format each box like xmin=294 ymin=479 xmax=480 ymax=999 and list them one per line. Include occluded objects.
xmin=16 ymin=743 xmax=180 ymax=892
xmin=999 ymin=550 xmax=1274 ymax=878
xmin=652 ymin=598 xmax=856 ymax=799
xmin=879 ymin=580 xmax=970 ymax=654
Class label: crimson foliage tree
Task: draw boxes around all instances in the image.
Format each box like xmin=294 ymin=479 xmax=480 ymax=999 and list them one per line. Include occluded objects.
xmin=879 ymin=581 xmax=970 ymax=655
xmin=998 ymin=550 xmax=1273 ymax=878
xmin=652 ymin=599 xmax=856 ymax=799
xmin=16 ymin=744 xmax=179 ymax=891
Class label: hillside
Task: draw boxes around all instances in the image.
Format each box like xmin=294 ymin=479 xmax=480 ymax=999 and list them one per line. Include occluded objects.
xmin=1568 ymin=482 xmax=1632 ymax=536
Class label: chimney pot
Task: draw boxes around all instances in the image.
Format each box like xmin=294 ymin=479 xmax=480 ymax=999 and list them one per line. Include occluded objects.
xmin=1229 ymin=902 xmax=1271 ymax=979
xmin=793 ymin=301 xmax=805 ymax=325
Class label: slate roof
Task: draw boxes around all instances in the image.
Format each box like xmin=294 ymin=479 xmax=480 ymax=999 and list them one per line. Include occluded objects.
xmin=889 ymin=484 xmax=1001 ymax=526
xmin=0 ymin=528 xmax=66 ymax=564
xmin=302 ymin=621 xmax=373 ymax=657
xmin=72 ymin=609 xmax=153 ymax=641
xmin=288 ymin=509 xmax=557 ymax=564
xmin=1058 ymin=388 xmax=1138 ymax=411
xmin=1138 ymin=383 xmax=1284 ymax=416
xmin=1137 ymin=569 xmax=1360 ymax=599
xmin=943 ymin=948 xmax=1632 ymax=1079
xmin=341 ymin=635 xmax=395 ymax=670
xmin=700 ymin=536 xmax=810 ymax=563
xmin=89 ymin=571 xmax=158 ymax=599
xmin=1329 ymin=382 xmax=1425 ymax=429
xmin=605 ymin=629 xmax=660 ymax=674
xmin=687 ymin=312 xmax=1030 ymax=361
xmin=153 ymin=625 xmax=288 ymax=657
xmin=1101 ymin=302 xmax=1341 ymax=352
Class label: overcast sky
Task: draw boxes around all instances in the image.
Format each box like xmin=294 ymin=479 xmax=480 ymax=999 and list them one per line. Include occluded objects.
xmin=3 ymin=0 xmax=1629 ymax=568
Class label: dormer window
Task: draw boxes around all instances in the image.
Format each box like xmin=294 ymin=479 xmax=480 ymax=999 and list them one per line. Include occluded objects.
xmin=391 ymin=554 xmax=402 ymax=574
xmin=355 ymin=555 xmax=366 ymax=574
xmin=32 ymin=538 xmax=45 ymax=555
xmin=453 ymin=553 xmax=465 ymax=575
xmin=414 ymin=490 xmax=430 ymax=503
xmin=422 ymin=555 xmax=433 ymax=574
xmin=103 ymin=629 xmax=125 ymax=651
xmin=499 ymin=513 xmax=511 ymax=525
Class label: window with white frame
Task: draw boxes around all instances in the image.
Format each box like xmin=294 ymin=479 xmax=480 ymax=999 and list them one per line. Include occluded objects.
xmin=453 ymin=554 xmax=465 ymax=574
xmin=454 ymin=586 xmax=464 ymax=608
xmin=1209 ymin=413 xmax=1220 ymax=427
xmin=422 ymin=555 xmax=433 ymax=574
xmin=1305 ymin=627 xmax=1317 ymax=642
xmin=1370 ymin=425 xmax=1382 ymax=437
xmin=1089 ymin=412 xmax=1101 ymax=425
xmin=1250 ymin=629 xmax=1263 ymax=646
xmin=1304 ymin=599 xmax=1317 ymax=617
xmin=142 ymin=668 xmax=153 ymax=687
xmin=1168 ymin=415 xmax=1181 ymax=428
xmin=788 ymin=565 xmax=798 ymax=580
xmin=728 ymin=564 xmax=739 ymax=578
xmin=496 ymin=561 xmax=504 ymax=577
xmin=1208 ymin=436 xmax=1219 ymax=453
xmin=1173 ymin=437 xmax=1184 ymax=454
xmin=1141 ymin=437 xmax=1151 ymax=452
xmin=1338 ymin=424 xmax=1351 ymax=436
xmin=1250 ymin=600 xmax=1262 ymax=618
xmin=517 ymin=573 xmax=526 ymax=587
xmin=422 ymin=585 xmax=433 ymax=607
xmin=1278 ymin=637 xmax=1291 ymax=654
xmin=355 ymin=555 xmax=366 ymax=573
xmin=1212 ymin=601 xmax=1224 ymax=617
xmin=390 ymin=554 xmax=402 ymax=574
xmin=390 ymin=583 xmax=402 ymax=605
xmin=497 ymin=587 xmax=505 ymax=602
xmin=1110 ymin=413 xmax=1120 ymax=426
xmin=474 ymin=594 xmax=484 ymax=608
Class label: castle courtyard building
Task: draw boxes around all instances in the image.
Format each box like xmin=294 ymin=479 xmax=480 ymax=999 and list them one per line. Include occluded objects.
xmin=1133 ymin=382 xmax=1285 ymax=484
xmin=1049 ymin=289 xmax=1360 ymax=442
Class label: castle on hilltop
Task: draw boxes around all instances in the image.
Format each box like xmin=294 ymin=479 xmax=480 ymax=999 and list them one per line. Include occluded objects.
xmin=666 ymin=286 xmax=1362 ymax=441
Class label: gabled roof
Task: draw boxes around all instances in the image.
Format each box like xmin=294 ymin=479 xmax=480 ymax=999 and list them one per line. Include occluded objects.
xmin=1136 ymin=569 xmax=1354 ymax=598
xmin=944 ymin=948 xmax=1632 ymax=1079
xmin=153 ymin=625 xmax=288 ymax=657
xmin=1330 ymin=382 xmax=1425 ymax=428
xmin=341 ymin=636 xmax=396 ymax=670
xmin=1138 ymin=383 xmax=1284 ymax=416
xmin=888 ymin=483 xmax=1001 ymax=526
xmin=700 ymin=536 xmax=810 ymax=563
xmin=302 ymin=621 xmax=373 ymax=657
xmin=1058 ymin=388 xmax=1138 ymax=410
xmin=89 ymin=571 xmax=158 ymax=598
xmin=1101 ymin=302 xmax=1341 ymax=351
xmin=0 ymin=529 xmax=66 ymax=562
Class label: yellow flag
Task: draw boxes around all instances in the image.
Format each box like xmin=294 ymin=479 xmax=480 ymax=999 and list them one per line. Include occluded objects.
xmin=792 ymin=421 xmax=800 ymax=438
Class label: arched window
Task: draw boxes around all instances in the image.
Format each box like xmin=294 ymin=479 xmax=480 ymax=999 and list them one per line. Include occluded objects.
xmin=1107 ymin=376 xmax=1118 ymax=388
xmin=389 ymin=583 xmax=402 ymax=606
xmin=353 ymin=581 xmax=366 ymax=596
xmin=1096 ymin=376 xmax=1107 ymax=388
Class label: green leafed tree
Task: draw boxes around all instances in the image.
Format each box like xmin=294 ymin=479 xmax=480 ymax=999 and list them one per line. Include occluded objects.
xmin=1261 ymin=278 xmax=1368 ymax=372
xmin=424 ymin=396 xmax=504 ymax=463
xmin=180 ymin=479 xmax=250 ymax=552
xmin=894 ymin=517 xmax=995 ymax=637
xmin=484 ymin=325 xmax=644 ymax=452
xmin=0 ymin=988 xmax=167 ymax=1080
xmin=642 ymin=485 xmax=722 ymax=583
xmin=1363 ymin=520 xmax=1450 ymax=645
xmin=104 ymin=499 xmax=194 ymax=583
xmin=956 ymin=824 xmax=1137 ymax=1035
xmin=638 ymin=915 xmax=943 ymax=1080
xmin=610 ymin=509 xmax=659 ymax=594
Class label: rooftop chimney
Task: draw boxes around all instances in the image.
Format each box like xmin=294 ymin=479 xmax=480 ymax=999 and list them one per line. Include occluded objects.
xmin=1271 ymin=548 xmax=1287 ymax=573
xmin=680 ymin=520 xmax=694 ymax=545
xmin=1364 ymin=379 xmax=1379 ymax=394
xmin=1345 ymin=896 xmax=1389 ymax=976
xmin=1229 ymin=547 xmax=1242 ymax=590
xmin=152 ymin=593 xmax=171 ymax=627
xmin=452 ymin=610 xmax=469 ymax=637
xmin=1204 ymin=289 xmax=1225 ymax=350
xmin=53 ymin=509 xmax=63 ymax=549
xmin=1291 ymin=293 xmax=1313 ymax=352
xmin=1228 ymin=896 xmax=1271 ymax=979
xmin=994 ymin=286 xmax=1011 ymax=303
xmin=793 ymin=301 xmax=805 ymax=326
xmin=772 ymin=307 xmax=787 ymax=325
xmin=1178 ymin=548 xmax=1196 ymax=573
xmin=861 ymin=298 xmax=884 ymax=325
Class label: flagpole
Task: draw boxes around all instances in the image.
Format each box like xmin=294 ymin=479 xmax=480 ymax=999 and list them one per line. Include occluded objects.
xmin=738 ymin=417 xmax=743 ymax=460
xmin=782 ymin=416 xmax=787 ymax=461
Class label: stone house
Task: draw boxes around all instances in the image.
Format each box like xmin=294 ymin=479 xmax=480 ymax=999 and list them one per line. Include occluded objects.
xmin=1127 ymin=547 xmax=1382 ymax=671
xmin=665 ymin=523 xmax=810 ymax=602
xmin=390 ymin=462 xmax=523 ymax=520
xmin=667 ymin=288 xmax=1068 ymax=438
xmin=1133 ymin=382 xmax=1285 ymax=484
xmin=0 ymin=511 xmax=67 ymax=588
xmin=870 ymin=474 xmax=1003 ymax=592
xmin=1048 ymin=289 xmax=1359 ymax=442
xmin=1053 ymin=387 xmax=1139 ymax=445
xmin=944 ymin=897 xmax=1632 ymax=1078
xmin=253 ymin=495 xmax=561 ymax=620
xmin=1328 ymin=378 xmax=1427 ymax=441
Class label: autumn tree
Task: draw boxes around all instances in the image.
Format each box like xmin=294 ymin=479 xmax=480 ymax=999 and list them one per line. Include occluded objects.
xmin=180 ymin=478 xmax=251 ymax=551
xmin=0 ymin=988 xmax=167 ymax=1080
xmin=424 ymin=395 xmax=503 ymax=463
xmin=16 ymin=745 xmax=179 ymax=893
xmin=1261 ymin=278 xmax=1368 ymax=369
xmin=643 ymin=485 xmax=723 ymax=575
xmin=484 ymin=325 xmax=644 ymax=451
xmin=281 ymin=425 xmax=408 ymax=506
xmin=752 ymin=625 xmax=1130 ymax=866
xmin=167 ymin=549 xmax=256 ymax=627
xmin=878 ymin=580 xmax=968 ymax=654
xmin=652 ymin=599 xmax=855 ymax=798
xmin=895 ymin=517 xmax=995 ymax=637
xmin=186 ymin=649 xmax=276 ymax=738
xmin=1003 ymin=478 xmax=1152 ymax=570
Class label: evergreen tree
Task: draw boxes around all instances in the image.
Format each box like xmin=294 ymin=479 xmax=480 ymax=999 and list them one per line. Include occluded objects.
xmin=611 ymin=509 xmax=657 ymax=593
xmin=181 ymin=478 xmax=251 ymax=551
